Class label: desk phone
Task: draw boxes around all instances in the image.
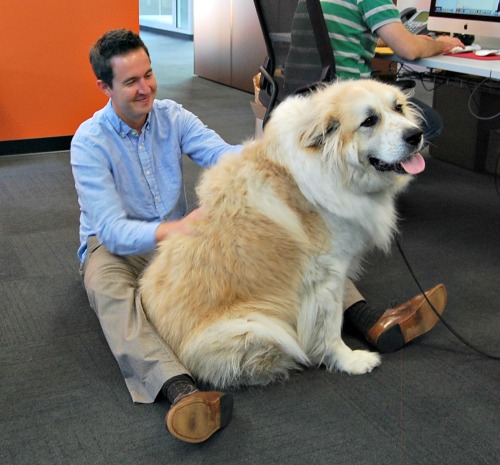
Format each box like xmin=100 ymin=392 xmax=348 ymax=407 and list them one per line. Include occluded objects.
xmin=401 ymin=8 xmax=429 ymax=36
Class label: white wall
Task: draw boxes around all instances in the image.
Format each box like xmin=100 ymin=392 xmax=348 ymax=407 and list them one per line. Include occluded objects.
xmin=396 ymin=0 xmax=430 ymax=11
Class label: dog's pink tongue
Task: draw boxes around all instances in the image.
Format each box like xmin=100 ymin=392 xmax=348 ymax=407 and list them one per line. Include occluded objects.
xmin=401 ymin=152 xmax=425 ymax=174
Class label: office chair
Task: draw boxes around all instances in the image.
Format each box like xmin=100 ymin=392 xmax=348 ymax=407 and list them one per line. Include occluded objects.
xmin=253 ymin=0 xmax=336 ymax=126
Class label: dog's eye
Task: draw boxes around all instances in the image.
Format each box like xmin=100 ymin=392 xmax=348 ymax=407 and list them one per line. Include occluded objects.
xmin=394 ymin=103 xmax=404 ymax=113
xmin=360 ymin=115 xmax=378 ymax=128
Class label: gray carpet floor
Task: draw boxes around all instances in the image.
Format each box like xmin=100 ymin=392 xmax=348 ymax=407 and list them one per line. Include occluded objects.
xmin=0 ymin=31 xmax=499 ymax=465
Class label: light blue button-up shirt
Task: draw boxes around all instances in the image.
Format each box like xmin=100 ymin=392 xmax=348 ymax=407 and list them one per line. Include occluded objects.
xmin=71 ymin=99 xmax=241 ymax=262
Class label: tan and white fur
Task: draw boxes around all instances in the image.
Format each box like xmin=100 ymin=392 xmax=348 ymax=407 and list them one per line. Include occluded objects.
xmin=140 ymin=79 xmax=425 ymax=389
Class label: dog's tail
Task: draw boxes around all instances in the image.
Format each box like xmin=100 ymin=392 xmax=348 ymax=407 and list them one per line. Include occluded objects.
xmin=179 ymin=313 xmax=309 ymax=389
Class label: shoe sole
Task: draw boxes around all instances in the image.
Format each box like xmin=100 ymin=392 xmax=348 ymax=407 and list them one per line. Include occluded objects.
xmin=166 ymin=392 xmax=233 ymax=443
xmin=376 ymin=285 xmax=447 ymax=353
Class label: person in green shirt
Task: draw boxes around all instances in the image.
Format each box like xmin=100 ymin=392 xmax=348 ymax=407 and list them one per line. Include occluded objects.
xmin=320 ymin=0 xmax=463 ymax=142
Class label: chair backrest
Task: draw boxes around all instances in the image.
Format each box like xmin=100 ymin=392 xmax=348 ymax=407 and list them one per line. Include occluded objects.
xmin=253 ymin=0 xmax=336 ymax=125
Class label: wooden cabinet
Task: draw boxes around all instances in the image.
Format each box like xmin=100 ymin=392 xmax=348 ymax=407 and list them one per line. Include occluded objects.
xmin=193 ymin=0 xmax=266 ymax=93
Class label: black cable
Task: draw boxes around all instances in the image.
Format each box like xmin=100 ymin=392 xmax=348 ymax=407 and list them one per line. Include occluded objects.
xmin=395 ymin=237 xmax=500 ymax=361
xmin=467 ymin=78 xmax=500 ymax=121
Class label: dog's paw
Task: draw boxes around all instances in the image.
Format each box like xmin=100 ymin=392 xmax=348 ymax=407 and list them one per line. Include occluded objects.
xmin=334 ymin=349 xmax=381 ymax=375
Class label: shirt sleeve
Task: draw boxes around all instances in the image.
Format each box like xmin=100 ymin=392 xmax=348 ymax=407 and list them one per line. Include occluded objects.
xmin=71 ymin=130 xmax=160 ymax=257
xmin=360 ymin=0 xmax=401 ymax=33
xmin=173 ymin=103 xmax=243 ymax=166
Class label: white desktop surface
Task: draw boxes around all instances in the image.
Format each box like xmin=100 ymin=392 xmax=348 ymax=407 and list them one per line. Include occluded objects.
xmin=380 ymin=53 xmax=500 ymax=79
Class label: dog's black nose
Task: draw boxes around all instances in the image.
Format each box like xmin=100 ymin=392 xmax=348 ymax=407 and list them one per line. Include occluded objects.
xmin=404 ymin=128 xmax=423 ymax=147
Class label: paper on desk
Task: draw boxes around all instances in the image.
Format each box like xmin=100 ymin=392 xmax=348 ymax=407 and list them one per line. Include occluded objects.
xmin=375 ymin=46 xmax=394 ymax=55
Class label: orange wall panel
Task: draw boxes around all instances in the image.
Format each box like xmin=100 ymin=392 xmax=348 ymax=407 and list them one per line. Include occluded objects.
xmin=1 ymin=1 xmax=139 ymax=141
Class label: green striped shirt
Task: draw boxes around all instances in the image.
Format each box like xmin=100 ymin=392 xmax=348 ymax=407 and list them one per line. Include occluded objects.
xmin=320 ymin=0 xmax=400 ymax=79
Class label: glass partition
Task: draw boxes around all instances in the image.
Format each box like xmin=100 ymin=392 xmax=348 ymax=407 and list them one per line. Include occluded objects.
xmin=139 ymin=0 xmax=193 ymax=35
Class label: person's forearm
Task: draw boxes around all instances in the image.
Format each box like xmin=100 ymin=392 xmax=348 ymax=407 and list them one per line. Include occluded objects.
xmin=413 ymin=35 xmax=463 ymax=58
xmin=377 ymin=23 xmax=464 ymax=61
xmin=413 ymin=36 xmax=447 ymax=58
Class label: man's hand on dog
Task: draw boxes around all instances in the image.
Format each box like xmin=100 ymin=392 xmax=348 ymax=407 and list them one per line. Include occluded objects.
xmin=154 ymin=208 xmax=204 ymax=243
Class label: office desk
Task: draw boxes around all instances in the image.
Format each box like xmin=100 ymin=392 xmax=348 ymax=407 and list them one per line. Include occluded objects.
xmin=382 ymin=52 xmax=500 ymax=79
xmin=377 ymin=51 xmax=500 ymax=172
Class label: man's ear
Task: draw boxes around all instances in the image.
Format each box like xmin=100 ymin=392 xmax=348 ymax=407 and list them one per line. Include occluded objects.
xmin=96 ymin=80 xmax=112 ymax=97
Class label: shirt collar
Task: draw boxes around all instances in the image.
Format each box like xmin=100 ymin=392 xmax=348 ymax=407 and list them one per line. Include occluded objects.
xmin=104 ymin=99 xmax=151 ymax=138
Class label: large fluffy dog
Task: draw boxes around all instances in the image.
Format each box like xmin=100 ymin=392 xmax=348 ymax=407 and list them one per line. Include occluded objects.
xmin=140 ymin=79 xmax=425 ymax=389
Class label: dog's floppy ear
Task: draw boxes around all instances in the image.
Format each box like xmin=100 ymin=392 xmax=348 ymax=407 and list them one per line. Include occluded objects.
xmin=301 ymin=118 xmax=339 ymax=149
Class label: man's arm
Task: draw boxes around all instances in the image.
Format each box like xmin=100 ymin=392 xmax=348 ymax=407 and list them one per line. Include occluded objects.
xmin=71 ymin=136 xmax=160 ymax=256
xmin=377 ymin=22 xmax=464 ymax=61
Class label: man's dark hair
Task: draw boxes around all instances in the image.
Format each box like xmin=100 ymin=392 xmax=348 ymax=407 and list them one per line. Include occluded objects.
xmin=89 ymin=29 xmax=151 ymax=88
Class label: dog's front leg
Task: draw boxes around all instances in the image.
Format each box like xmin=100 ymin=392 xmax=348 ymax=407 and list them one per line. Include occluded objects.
xmin=298 ymin=260 xmax=380 ymax=374
xmin=323 ymin=300 xmax=381 ymax=374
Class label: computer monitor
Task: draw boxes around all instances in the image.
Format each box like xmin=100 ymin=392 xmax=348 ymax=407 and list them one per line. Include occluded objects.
xmin=428 ymin=0 xmax=500 ymax=38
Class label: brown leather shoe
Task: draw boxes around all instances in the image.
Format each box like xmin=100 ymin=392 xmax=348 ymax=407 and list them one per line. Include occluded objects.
xmin=165 ymin=391 xmax=233 ymax=443
xmin=367 ymin=284 xmax=447 ymax=353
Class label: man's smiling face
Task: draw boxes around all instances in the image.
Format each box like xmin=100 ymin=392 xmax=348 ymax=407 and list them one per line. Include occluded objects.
xmin=98 ymin=47 xmax=157 ymax=132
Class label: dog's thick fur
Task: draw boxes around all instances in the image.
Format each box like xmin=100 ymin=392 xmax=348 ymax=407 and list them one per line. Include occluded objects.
xmin=140 ymin=79 xmax=424 ymax=389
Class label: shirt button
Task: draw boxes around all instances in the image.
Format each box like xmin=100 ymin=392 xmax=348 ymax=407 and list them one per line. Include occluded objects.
xmin=145 ymin=170 xmax=150 ymax=175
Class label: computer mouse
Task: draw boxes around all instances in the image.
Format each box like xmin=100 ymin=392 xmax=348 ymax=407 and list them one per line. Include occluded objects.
xmin=448 ymin=44 xmax=480 ymax=54
xmin=474 ymin=49 xmax=500 ymax=56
